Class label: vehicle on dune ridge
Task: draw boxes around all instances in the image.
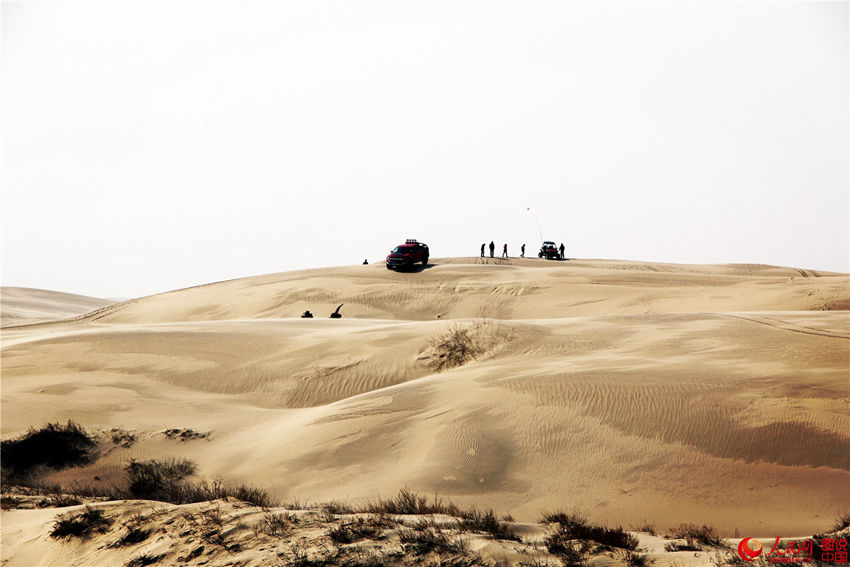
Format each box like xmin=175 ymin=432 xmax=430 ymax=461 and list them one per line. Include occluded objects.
xmin=386 ymin=239 xmax=429 ymax=270
xmin=539 ymin=241 xmax=560 ymax=259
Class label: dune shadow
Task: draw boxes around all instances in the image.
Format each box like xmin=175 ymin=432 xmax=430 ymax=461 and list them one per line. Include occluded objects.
xmin=388 ymin=263 xmax=436 ymax=273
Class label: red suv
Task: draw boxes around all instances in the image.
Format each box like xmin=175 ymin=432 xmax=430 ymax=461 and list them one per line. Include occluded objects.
xmin=386 ymin=239 xmax=429 ymax=270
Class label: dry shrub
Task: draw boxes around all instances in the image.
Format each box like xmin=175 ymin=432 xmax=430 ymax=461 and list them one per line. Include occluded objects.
xmin=425 ymin=321 xmax=508 ymax=371
xmin=257 ymin=511 xmax=296 ymax=536
xmin=399 ymin=525 xmax=468 ymax=556
xmin=669 ymin=523 xmax=723 ymax=548
xmin=328 ymin=517 xmax=386 ymax=544
xmin=456 ymin=507 xmax=520 ymax=542
xmin=50 ymin=506 xmax=113 ymax=539
xmin=543 ymin=510 xmax=638 ymax=552
xmin=363 ymin=488 xmax=459 ymax=516
xmin=833 ymin=513 xmax=850 ymax=532
xmin=125 ymin=458 xmax=196 ymax=501
xmin=126 ymin=553 xmax=165 ymax=567
xmin=2 ymin=421 xmax=98 ymax=484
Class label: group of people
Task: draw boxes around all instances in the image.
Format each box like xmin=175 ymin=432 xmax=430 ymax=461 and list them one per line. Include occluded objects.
xmin=481 ymin=241 xmax=510 ymax=258
xmin=480 ymin=241 xmax=566 ymax=259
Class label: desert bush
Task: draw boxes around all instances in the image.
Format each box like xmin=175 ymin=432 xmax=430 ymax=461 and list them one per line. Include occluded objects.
xmin=126 ymin=553 xmax=165 ymax=567
xmin=323 ymin=500 xmax=355 ymax=514
xmin=542 ymin=510 xmax=638 ymax=551
xmin=230 ymin=483 xmax=274 ymax=507
xmin=123 ymin=459 xmax=275 ymax=506
xmin=2 ymin=421 xmax=98 ymax=484
xmin=621 ymin=550 xmax=653 ymax=567
xmin=1 ymin=496 xmax=23 ymax=509
xmin=37 ymin=494 xmax=83 ymax=508
xmin=664 ymin=540 xmax=701 ymax=552
xmin=548 ymin=540 xmax=591 ymax=567
xmin=328 ymin=517 xmax=386 ymax=544
xmin=257 ymin=511 xmax=296 ymax=536
xmin=110 ymin=525 xmax=152 ymax=547
xmin=669 ymin=523 xmax=723 ymax=548
xmin=364 ymin=488 xmax=459 ymax=516
xmin=427 ymin=325 xmax=484 ymax=371
xmin=50 ymin=506 xmax=113 ymax=539
xmin=399 ymin=525 xmax=469 ymax=556
xmin=125 ymin=458 xmax=196 ymax=501
xmin=456 ymin=507 xmax=520 ymax=542
xmin=110 ymin=428 xmax=136 ymax=448
xmin=633 ymin=522 xmax=656 ymax=536
xmin=833 ymin=513 xmax=850 ymax=532
xmin=68 ymin=479 xmax=125 ymax=501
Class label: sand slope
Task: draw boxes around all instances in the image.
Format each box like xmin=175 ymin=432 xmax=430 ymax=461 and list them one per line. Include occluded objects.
xmin=2 ymin=258 xmax=848 ymax=546
xmin=1 ymin=287 xmax=116 ymax=327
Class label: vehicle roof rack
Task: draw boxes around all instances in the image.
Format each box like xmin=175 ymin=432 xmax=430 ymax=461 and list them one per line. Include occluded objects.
xmin=405 ymin=239 xmax=418 ymax=244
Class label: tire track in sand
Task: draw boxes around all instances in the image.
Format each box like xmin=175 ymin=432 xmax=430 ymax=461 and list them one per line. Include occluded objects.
xmin=717 ymin=313 xmax=850 ymax=339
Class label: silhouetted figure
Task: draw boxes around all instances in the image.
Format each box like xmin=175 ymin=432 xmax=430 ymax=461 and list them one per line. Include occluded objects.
xmin=480 ymin=243 xmax=485 ymax=257
xmin=521 ymin=244 xmax=525 ymax=258
xmin=330 ymin=304 xmax=343 ymax=318
xmin=502 ymin=243 xmax=508 ymax=258
xmin=301 ymin=310 xmax=313 ymax=318
xmin=559 ymin=243 xmax=565 ymax=260
xmin=489 ymin=241 xmax=495 ymax=258
xmin=363 ymin=258 xmax=368 ymax=265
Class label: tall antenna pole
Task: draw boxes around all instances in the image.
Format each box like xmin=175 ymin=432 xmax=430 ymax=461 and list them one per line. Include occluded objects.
xmin=526 ymin=208 xmax=543 ymax=243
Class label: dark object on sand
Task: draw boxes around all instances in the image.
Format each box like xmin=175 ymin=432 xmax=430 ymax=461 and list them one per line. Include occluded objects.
xmin=538 ymin=241 xmax=560 ymax=260
xmin=301 ymin=310 xmax=313 ymax=318
xmin=363 ymin=258 xmax=368 ymax=265
xmin=386 ymin=239 xmax=429 ymax=270
xmin=330 ymin=304 xmax=343 ymax=319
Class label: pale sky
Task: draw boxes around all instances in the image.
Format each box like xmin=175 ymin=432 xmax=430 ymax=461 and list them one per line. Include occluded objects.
xmin=2 ymin=1 xmax=848 ymax=299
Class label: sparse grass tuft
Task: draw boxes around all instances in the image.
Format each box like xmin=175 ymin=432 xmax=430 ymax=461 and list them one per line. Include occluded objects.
xmin=37 ymin=494 xmax=83 ymax=508
xmin=664 ymin=540 xmax=701 ymax=552
xmin=456 ymin=507 xmax=520 ymax=542
xmin=125 ymin=458 xmax=196 ymax=501
xmin=123 ymin=460 xmax=275 ymax=506
xmin=2 ymin=421 xmax=98 ymax=484
xmin=328 ymin=517 xmax=386 ymax=544
xmin=542 ymin=510 xmax=638 ymax=551
xmin=633 ymin=522 xmax=656 ymax=536
xmin=110 ymin=525 xmax=152 ymax=547
xmin=427 ymin=324 xmax=485 ymax=371
xmin=399 ymin=525 xmax=469 ymax=556
xmin=669 ymin=523 xmax=724 ymax=548
xmin=832 ymin=513 xmax=850 ymax=532
xmin=622 ymin=550 xmax=653 ymax=567
xmin=50 ymin=506 xmax=113 ymax=539
xmin=364 ymin=488 xmax=459 ymax=516
xmin=257 ymin=511 xmax=296 ymax=536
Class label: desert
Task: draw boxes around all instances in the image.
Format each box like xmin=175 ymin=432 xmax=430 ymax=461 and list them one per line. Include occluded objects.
xmin=1 ymin=257 xmax=848 ymax=566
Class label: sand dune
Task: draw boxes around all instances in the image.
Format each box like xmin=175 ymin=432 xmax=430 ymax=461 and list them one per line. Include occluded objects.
xmin=2 ymin=258 xmax=848 ymax=563
xmin=1 ymin=287 xmax=116 ymax=327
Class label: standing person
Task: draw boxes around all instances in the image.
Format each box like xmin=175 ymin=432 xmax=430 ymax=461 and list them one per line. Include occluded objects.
xmin=521 ymin=244 xmax=525 ymax=258
xmin=480 ymin=243 xmax=485 ymax=257
xmin=502 ymin=243 xmax=508 ymax=258
xmin=489 ymin=241 xmax=495 ymax=258
xmin=559 ymin=242 xmax=565 ymax=259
